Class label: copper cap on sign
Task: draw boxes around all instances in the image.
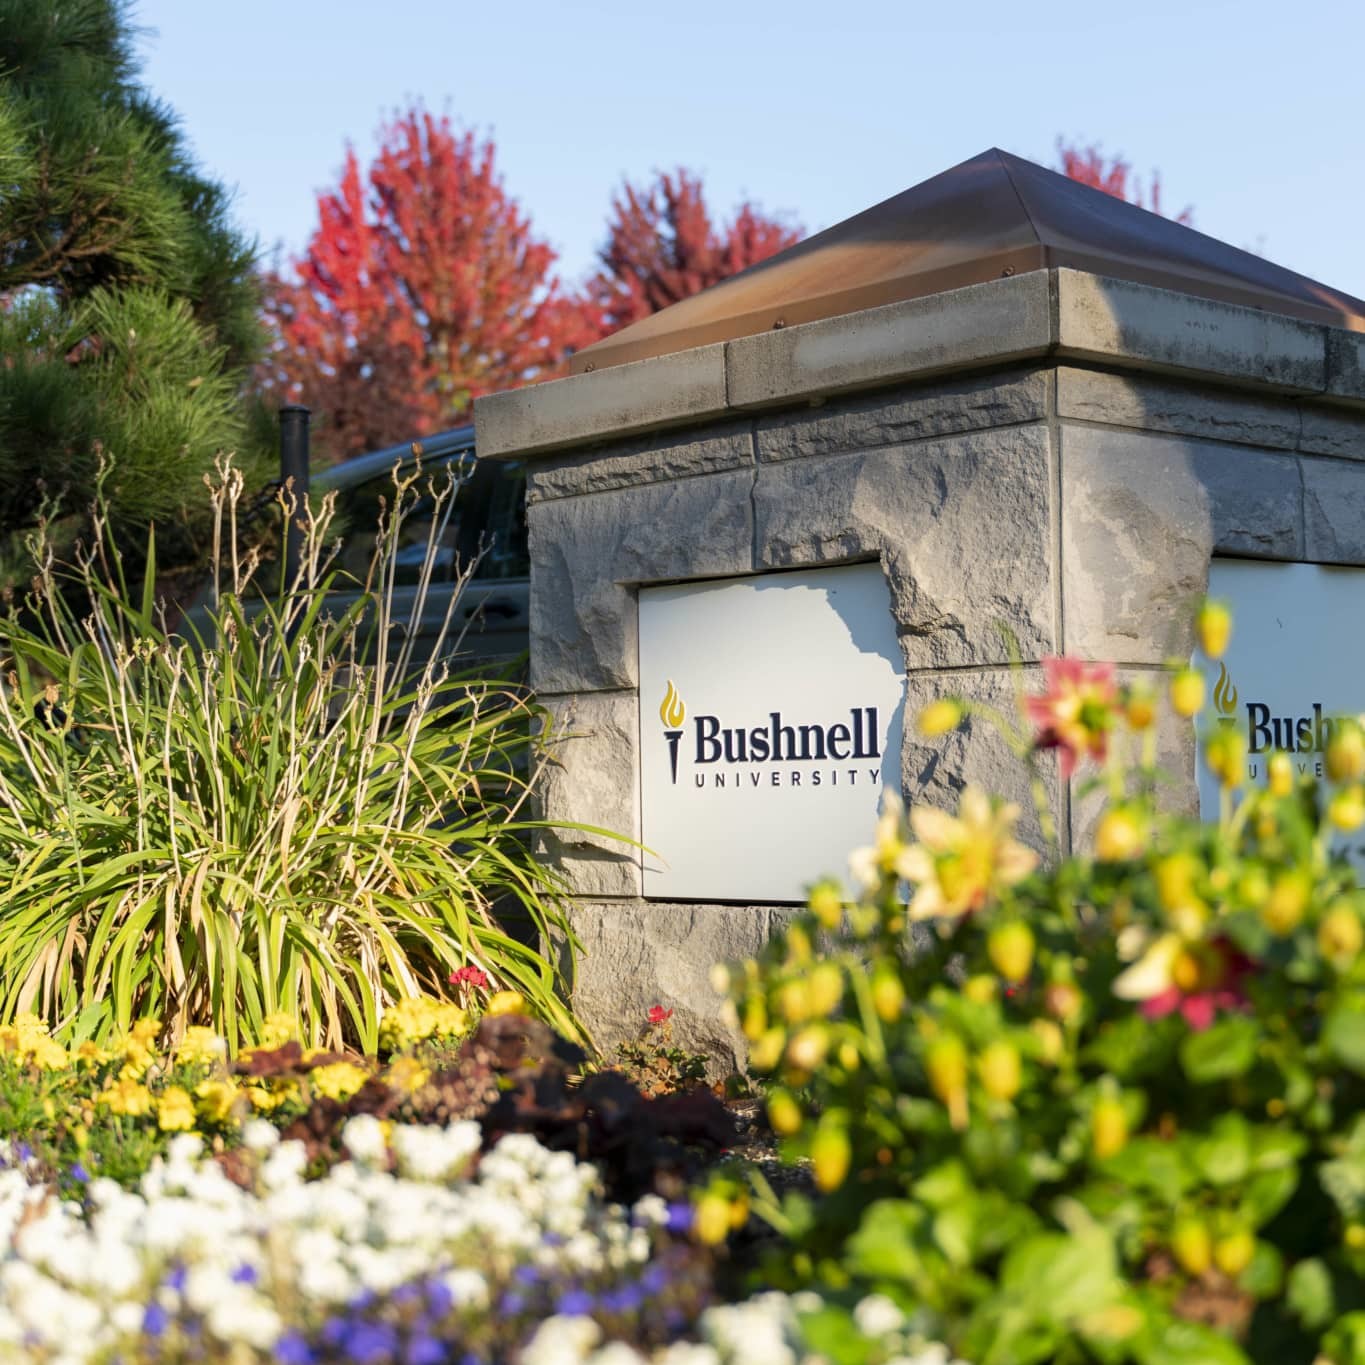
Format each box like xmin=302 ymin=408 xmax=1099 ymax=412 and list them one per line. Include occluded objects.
xmin=571 ymin=149 xmax=1365 ymax=373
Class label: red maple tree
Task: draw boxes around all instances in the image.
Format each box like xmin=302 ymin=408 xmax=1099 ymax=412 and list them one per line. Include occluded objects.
xmin=1056 ymin=140 xmax=1193 ymax=224
xmin=583 ymin=169 xmax=802 ymax=338
xmin=263 ymin=109 xmax=588 ymax=462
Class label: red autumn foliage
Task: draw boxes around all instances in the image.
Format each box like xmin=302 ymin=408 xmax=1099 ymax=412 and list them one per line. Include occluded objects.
xmin=582 ymin=168 xmax=802 ymax=339
xmin=1056 ymin=139 xmax=1193 ymax=224
xmin=262 ymin=109 xmax=591 ymax=462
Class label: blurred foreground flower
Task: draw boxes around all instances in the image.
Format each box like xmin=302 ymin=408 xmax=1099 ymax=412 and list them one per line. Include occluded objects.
xmin=1026 ymin=656 xmax=1117 ymax=776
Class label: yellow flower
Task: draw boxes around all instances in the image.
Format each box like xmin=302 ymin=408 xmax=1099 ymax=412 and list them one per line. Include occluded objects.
xmin=384 ymin=1055 xmax=430 ymax=1096
xmin=1094 ymin=806 xmax=1147 ymax=862
xmin=1195 ymin=599 xmax=1232 ymax=659
xmin=310 ymin=1062 xmax=371 ymax=1102
xmin=257 ymin=1012 xmax=299 ymax=1049
xmin=100 ymin=1078 xmax=154 ymax=1117
xmin=194 ymin=1078 xmax=243 ymax=1124
xmin=75 ymin=1041 xmax=110 ymax=1068
xmin=379 ymin=996 xmax=468 ymax=1052
xmin=485 ymin=991 xmax=526 ymax=1018
xmin=848 ymin=789 xmax=909 ymax=893
xmin=916 ymin=698 xmax=964 ymax=738
xmin=244 ymin=1084 xmax=286 ymax=1112
xmin=157 ymin=1086 xmax=196 ymax=1132
xmin=28 ymin=1037 xmax=69 ymax=1071
xmin=177 ymin=1027 xmax=227 ymax=1067
xmin=896 ymin=787 xmax=1038 ymax=921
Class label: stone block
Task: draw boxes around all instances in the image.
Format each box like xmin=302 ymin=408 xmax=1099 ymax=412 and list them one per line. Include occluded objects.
xmin=566 ymin=901 xmax=781 ymax=1075
xmin=473 ymin=343 xmax=728 ymax=459
xmin=536 ymin=691 xmax=640 ymax=899
xmin=901 ymin=666 xmax=1063 ymax=854
xmin=1300 ymin=404 xmax=1365 ymax=462
xmin=753 ymin=424 xmax=1055 ymax=669
xmin=1056 ymin=270 xmax=1326 ymax=395
xmin=526 ymin=422 xmax=753 ymax=503
xmin=726 ymin=271 xmax=1052 ymax=409
xmin=1326 ymin=328 xmax=1365 ymax=405
xmin=1060 ymin=425 xmax=1302 ymax=664
xmin=1056 ymin=366 xmax=1299 ymax=452
xmin=528 ymin=469 xmax=754 ymax=694
xmin=755 ymin=367 xmax=1047 ymax=463
xmin=1303 ymin=456 xmax=1365 ymax=563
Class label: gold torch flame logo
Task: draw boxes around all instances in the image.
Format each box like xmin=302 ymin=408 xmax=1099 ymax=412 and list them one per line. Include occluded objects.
xmin=660 ymin=680 xmax=686 ymax=729
xmin=1213 ymin=662 xmax=1239 ymax=717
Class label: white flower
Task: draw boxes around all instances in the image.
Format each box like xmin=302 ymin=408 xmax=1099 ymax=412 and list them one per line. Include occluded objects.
xmin=854 ymin=1292 xmax=907 ymax=1338
xmin=241 ymin=1118 xmax=280 ymax=1151
xmin=522 ymin=1314 xmax=603 ymax=1365
xmin=341 ymin=1114 xmax=388 ymax=1166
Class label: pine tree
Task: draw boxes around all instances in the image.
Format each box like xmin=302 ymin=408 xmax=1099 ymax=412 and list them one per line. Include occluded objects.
xmin=0 ymin=0 xmax=262 ymax=580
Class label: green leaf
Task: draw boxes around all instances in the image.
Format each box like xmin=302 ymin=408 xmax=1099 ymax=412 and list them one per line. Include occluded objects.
xmin=1238 ymin=1240 xmax=1284 ymax=1299
xmin=1096 ymin=1137 xmax=1197 ymax=1203
xmin=1179 ymin=1015 xmax=1258 ymax=1082
xmin=1239 ymin=1166 xmax=1300 ymax=1227
xmin=845 ymin=1200 xmax=928 ymax=1286
xmin=1287 ymin=1257 xmax=1335 ymax=1329
xmin=1324 ymin=1004 xmax=1365 ymax=1075
xmin=793 ymin=1306 xmax=874 ymax=1365
xmin=1194 ymin=1115 xmax=1252 ymax=1186
xmin=1136 ymin=1318 xmax=1250 ymax=1365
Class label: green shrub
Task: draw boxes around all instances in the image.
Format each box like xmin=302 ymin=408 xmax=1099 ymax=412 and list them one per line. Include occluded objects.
xmin=718 ymin=620 xmax=1365 ymax=1365
xmin=0 ymin=460 xmax=587 ymax=1052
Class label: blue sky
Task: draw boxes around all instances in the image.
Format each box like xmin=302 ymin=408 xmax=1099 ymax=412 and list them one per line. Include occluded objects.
xmin=133 ymin=0 xmax=1365 ymax=300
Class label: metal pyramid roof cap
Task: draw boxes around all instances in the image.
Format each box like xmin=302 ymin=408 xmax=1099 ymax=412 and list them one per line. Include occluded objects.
xmin=571 ymin=149 xmax=1365 ymax=373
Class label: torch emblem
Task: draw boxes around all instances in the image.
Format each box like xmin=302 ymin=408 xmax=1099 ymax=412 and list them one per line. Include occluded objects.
xmin=660 ymin=680 xmax=686 ymax=784
xmin=1213 ymin=662 xmax=1239 ymax=729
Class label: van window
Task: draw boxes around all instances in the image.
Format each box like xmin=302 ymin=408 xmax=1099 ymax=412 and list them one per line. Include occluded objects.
xmin=331 ymin=459 xmax=528 ymax=587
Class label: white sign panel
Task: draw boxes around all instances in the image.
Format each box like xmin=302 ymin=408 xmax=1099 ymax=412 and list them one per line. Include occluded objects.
xmin=639 ymin=563 xmax=906 ymax=903
xmin=1198 ymin=559 xmax=1365 ymax=866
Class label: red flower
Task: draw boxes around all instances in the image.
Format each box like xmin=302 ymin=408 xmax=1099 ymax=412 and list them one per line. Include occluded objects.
xmin=1140 ymin=938 xmax=1252 ymax=1032
xmin=1025 ymin=656 xmax=1118 ymax=778
xmin=449 ymin=965 xmax=489 ymax=989
xmin=647 ymin=1005 xmax=673 ymax=1025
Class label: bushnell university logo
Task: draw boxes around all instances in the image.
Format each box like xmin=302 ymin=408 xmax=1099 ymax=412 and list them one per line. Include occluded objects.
xmin=659 ymin=680 xmax=686 ymax=784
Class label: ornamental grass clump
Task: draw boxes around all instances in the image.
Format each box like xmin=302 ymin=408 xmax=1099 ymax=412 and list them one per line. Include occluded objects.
xmin=714 ymin=604 xmax=1365 ymax=1365
xmin=0 ymin=460 xmax=585 ymax=1051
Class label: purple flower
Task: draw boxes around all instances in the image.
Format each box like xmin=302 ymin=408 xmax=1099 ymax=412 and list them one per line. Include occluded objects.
xmin=499 ymin=1291 xmax=526 ymax=1315
xmin=344 ymin=1322 xmax=398 ymax=1363
xmin=513 ymin=1265 xmax=540 ymax=1287
xmin=142 ymin=1302 xmax=169 ymax=1338
xmin=556 ymin=1289 xmax=594 ymax=1316
xmin=275 ymin=1334 xmax=317 ymax=1365
xmin=230 ymin=1263 xmax=258 ymax=1286
xmin=16 ymin=1144 xmax=32 ymax=1162
xmin=70 ymin=1162 xmax=90 ymax=1184
xmin=601 ymin=1283 xmax=645 ymax=1314
xmin=164 ymin=1264 xmax=188 ymax=1293
xmin=665 ymin=1202 xmax=693 ymax=1234
xmin=405 ymin=1336 xmax=444 ymax=1365
xmin=641 ymin=1264 xmax=668 ymax=1295
xmin=423 ymin=1280 xmax=452 ymax=1317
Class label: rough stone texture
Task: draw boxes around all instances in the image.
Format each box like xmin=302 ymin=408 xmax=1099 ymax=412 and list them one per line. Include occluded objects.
xmin=567 ymin=901 xmax=783 ymax=1075
xmin=527 ymin=470 xmax=755 ymax=694
xmin=536 ymin=691 xmax=641 ymax=899
xmin=901 ymin=666 xmax=1063 ymax=854
xmin=474 ymin=343 xmax=728 ymax=459
xmin=754 ymin=424 xmax=1055 ymax=669
xmin=1060 ymin=425 xmax=1303 ymax=664
xmin=1300 ymin=405 xmax=1365 ymax=462
xmin=1327 ymin=329 xmax=1365 ymax=405
xmin=1303 ymin=456 xmax=1365 ymax=563
xmin=1056 ymin=366 xmax=1300 ymax=452
xmin=1068 ymin=666 xmax=1199 ymax=857
xmin=727 ymin=271 xmax=1052 ymax=409
xmin=755 ymin=367 xmax=1048 ymax=463
xmin=1056 ymin=270 xmax=1327 ymax=395
xmin=527 ymin=423 xmax=754 ymax=503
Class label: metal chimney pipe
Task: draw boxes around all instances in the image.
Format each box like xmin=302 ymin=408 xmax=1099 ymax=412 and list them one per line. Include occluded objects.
xmin=278 ymin=404 xmax=311 ymax=591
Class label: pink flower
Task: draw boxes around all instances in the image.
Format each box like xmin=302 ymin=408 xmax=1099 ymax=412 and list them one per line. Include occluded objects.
xmin=647 ymin=1005 xmax=674 ymax=1025
xmin=1138 ymin=938 xmax=1252 ymax=1032
xmin=449 ymin=965 xmax=489 ymax=989
xmin=1025 ymin=657 xmax=1118 ymax=778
